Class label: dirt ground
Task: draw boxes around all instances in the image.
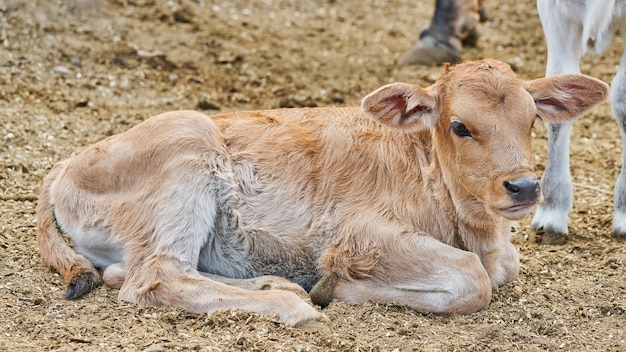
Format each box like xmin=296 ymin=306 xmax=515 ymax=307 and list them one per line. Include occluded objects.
xmin=1 ymin=0 xmax=625 ymax=350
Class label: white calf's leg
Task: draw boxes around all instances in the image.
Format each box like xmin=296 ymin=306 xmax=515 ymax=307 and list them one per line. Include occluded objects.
xmin=531 ymin=0 xmax=584 ymax=244
xmin=610 ymin=24 xmax=626 ymax=239
xmin=531 ymin=121 xmax=575 ymax=243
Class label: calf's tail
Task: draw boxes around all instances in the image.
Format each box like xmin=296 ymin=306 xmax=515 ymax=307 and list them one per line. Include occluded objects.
xmin=36 ymin=162 xmax=102 ymax=299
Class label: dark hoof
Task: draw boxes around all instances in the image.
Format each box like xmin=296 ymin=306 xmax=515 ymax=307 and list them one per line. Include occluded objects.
xmin=461 ymin=26 xmax=480 ymax=47
xmin=533 ymin=228 xmax=568 ymax=245
xmin=398 ymin=35 xmax=461 ymax=66
xmin=478 ymin=8 xmax=488 ymax=22
xmin=610 ymin=230 xmax=626 ymax=240
xmin=309 ymin=275 xmax=338 ymax=308
xmin=64 ymin=270 xmax=102 ymax=299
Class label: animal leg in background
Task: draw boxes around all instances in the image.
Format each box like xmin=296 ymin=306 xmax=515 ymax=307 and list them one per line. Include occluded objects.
xmin=398 ymin=0 xmax=486 ymax=65
xmin=533 ymin=0 xmax=626 ymax=242
xmin=609 ymin=20 xmax=626 ymax=239
xmin=531 ymin=0 xmax=584 ymax=244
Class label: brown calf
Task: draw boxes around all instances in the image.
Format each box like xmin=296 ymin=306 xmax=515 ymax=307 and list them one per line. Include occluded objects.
xmin=36 ymin=59 xmax=608 ymax=326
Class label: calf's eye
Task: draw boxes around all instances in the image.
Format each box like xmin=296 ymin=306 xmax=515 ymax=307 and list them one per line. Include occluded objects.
xmin=451 ymin=121 xmax=471 ymax=137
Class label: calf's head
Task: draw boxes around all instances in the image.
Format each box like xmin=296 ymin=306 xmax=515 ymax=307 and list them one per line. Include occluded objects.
xmin=362 ymin=59 xmax=608 ymax=220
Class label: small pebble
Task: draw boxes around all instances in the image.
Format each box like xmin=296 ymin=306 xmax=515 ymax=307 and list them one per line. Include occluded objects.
xmin=52 ymin=66 xmax=71 ymax=75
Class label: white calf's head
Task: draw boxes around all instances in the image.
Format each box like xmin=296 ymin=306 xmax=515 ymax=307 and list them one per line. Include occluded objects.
xmin=362 ymin=59 xmax=608 ymax=220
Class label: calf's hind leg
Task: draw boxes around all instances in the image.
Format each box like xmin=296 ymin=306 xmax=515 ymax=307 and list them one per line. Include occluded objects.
xmin=113 ymin=157 xmax=324 ymax=327
xmin=119 ymin=254 xmax=324 ymax=327
xmin=322 ymin=232 xmax=493 ymax=314
xmin=104 ymin=263 xmax=311 ymax=301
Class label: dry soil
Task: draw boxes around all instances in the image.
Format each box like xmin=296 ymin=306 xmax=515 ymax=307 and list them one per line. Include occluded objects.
xmin=0 ymin=0 xmax=625 ymax=351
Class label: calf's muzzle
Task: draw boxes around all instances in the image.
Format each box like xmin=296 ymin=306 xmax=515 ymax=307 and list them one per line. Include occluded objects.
xmin=503 ymin=177 xmax=541 ymax=203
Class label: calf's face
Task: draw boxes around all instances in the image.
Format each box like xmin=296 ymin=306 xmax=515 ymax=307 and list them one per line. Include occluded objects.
xmin=435 ymin=63 xmax=541 ymax=220
xmin=362 ymin=59 xmax=608 ymax=221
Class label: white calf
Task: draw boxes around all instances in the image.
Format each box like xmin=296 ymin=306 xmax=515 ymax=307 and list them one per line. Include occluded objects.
xmin=532 ymin=0 xmax=626 ymax=244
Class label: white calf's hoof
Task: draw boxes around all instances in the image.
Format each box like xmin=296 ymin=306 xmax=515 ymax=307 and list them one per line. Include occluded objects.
xmin=611 ymin=214 xmax=626 ymax=240
xmin=531 ymin=207 xmax=569 ymax=245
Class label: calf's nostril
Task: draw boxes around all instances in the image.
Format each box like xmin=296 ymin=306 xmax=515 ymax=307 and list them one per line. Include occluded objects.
xmin=503 ymin=178 xmax=541 ymax=202
xmin=503 ymin=180 xmax=521 ymax=194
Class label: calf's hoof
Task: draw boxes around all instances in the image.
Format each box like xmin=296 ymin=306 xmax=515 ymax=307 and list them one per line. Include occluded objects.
xmin=533 ymin=228 xmax=567 ymax=245
xmin=309 ymin=274 xmax=339 ymax=308
xmin=478 ymin=7 xmax=488 ymax=22
xmin=610 ymin=229 xmax=626 ymax=240
xmin=398 ymin=34 xmax=461 ymax=66
xmin=65 ymin=269 xmax=102 ymax=299
xmin=460 ymin=24 xmax=480 ymax=47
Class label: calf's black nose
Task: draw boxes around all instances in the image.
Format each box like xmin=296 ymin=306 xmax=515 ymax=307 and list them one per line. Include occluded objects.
xmin=503 ymin=177 xmax=541 ymax=203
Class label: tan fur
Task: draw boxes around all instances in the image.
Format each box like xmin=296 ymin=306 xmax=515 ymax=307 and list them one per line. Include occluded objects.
xmin=36 ymin=59 xmax=609 ymax=326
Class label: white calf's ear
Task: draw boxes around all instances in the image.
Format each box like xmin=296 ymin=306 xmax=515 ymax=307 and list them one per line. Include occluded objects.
xmin=361 ymin=83 xmax=437 ymax=132
xmin=525 ymin=74 xmax=609 ymax=123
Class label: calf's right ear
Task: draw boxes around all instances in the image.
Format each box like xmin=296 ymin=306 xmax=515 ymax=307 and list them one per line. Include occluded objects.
xmin=361 ymin=83 xmax=437 ymax=132
xmin=525 ymin=74 xmax=609 ymax=123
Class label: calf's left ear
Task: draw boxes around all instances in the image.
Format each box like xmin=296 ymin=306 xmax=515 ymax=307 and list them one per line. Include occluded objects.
xmin=361 ymin=83 xmax=437 ymax=132
xmin=525 ymin=74 xmax=609 ymax=123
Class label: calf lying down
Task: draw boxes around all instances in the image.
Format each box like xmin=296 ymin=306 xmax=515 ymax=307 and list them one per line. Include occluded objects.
xmin=36 ymin=59 xmax=608 ymax=326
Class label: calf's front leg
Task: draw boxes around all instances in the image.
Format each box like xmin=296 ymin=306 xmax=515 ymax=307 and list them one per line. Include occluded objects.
xmin=478 ymin=238 xmax=520 ymax=288
xmin=531 ymin=121 xmax=575 ymax=244
xmin=610 ymin=29 xmax=626 ymax=239
xmin=531 ymin=0 xmax=584 ymax=244
xmin=320 ymin=232 xmax=493 ymax=314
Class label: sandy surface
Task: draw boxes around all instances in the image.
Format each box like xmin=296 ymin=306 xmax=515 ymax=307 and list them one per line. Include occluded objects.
xmin=1 ymin=0 xmax=624 ymax=350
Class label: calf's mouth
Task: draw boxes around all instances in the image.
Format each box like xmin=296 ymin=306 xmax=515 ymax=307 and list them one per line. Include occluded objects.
xmin=496 ymin=176 xmax=542 ymax=219
xmin=499 ymin=202 xmax=538 ymax=220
